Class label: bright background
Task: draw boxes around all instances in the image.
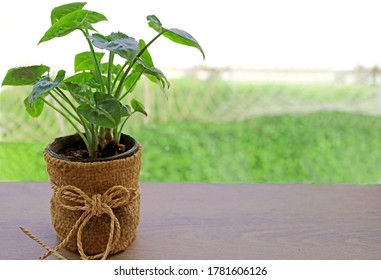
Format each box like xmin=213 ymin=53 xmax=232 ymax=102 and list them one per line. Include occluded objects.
xmin=1 ymin=0 xmax=381 ymax=77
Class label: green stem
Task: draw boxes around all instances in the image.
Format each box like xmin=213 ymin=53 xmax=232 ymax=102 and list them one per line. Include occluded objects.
xmin=112 ymin=61 xmax=129 ymax=97
xmin=49 ymin=92 xmax=81 ymax=123
xmin=115 ymin=111 xmax=137 ymax=143
xmin=51 ymin=89 xmax=94 ymax=149
xmin=42 ymin=99 xmax=88 ymax=145
xmin=119 ymin=70 xmax=145 ymax=101
xmin=52 ymin=88 xmax=87 ymax=126
xmin=81 ymin=29 xmax=105 ymax=93
xmin=107 ymin=52 xmax=114 ymax=95
xmin=50 ymin=89 xmax=99 ymax=158
xmin=54 ymin=88 xmax=79 ymax=110
xmin=115 ymin=117 xmax=129 ymax=144
xmin=90 ymin=124 xmax=99 ymax=157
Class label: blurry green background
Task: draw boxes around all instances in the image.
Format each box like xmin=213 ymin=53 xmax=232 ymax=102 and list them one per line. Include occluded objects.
xmin=1 ymin=70 xmax=381 ymax=184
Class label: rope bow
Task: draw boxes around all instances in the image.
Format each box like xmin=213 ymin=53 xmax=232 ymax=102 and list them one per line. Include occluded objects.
xmin=20 ymin=184 xmax=138 ymax=260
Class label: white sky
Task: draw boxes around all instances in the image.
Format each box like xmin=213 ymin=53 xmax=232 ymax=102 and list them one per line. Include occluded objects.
xmin=1 ymin=0 xmax=381 ymax=81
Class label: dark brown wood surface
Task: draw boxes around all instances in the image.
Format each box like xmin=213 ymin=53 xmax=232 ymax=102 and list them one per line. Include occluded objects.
xmin=0 ymin=182 xmax=380 ymax=260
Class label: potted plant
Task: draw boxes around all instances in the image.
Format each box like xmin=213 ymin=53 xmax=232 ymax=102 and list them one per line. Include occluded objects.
xmin=2 ymin=2 xmax=204 ymax=260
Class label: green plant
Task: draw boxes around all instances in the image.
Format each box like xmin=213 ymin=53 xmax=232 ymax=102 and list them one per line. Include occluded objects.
xmin=1 ymin=2 xmax=204 ymax=159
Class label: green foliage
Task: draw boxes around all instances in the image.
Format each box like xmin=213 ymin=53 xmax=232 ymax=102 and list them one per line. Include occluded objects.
xmin=90 ymin=33 xmax=139 ymax=62
xmin=131 ymin=99 xmax=147 ymax=117
xmin=1 ymin=2 xmax=204 ymax=159
xmin=74 ymin=52 xmax=105 ymax=72
xmin=77 ymin=92 xmax=122 ymax=128
xmin=147 ymin=15 xmax=205 ymax=59
xmin=39 ymin=8 xmax=108 ymax=43
xmin=29 ymin=70 xmax=66 ymax=107
xmin=2 ymin=65 xmax=50 ymax=86
xmin=50 ymin=2 xmax=87 ymax=24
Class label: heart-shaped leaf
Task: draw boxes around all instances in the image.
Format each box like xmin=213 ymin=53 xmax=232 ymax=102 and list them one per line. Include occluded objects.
xmin=90 ymin=32 xmax=139 ymax=62
xmin=77 ymin=92 xmax=122 ymax=128
xmin=28 ymin=70 xmax=65 ymax=107
xmin=147 ymin=15 xmax=205 ymax=59
xmin=2 ymin=65 xmax=50 ymax=86
xmin=39 ymin=9 xmax=107 ymax=44
xmin=65 ymin=72 xmax=97 ymax=88
xmin=75 ymin=51 xmax=105 ymax=72
xmin=50 ymin=2 xmax=86 ymax=24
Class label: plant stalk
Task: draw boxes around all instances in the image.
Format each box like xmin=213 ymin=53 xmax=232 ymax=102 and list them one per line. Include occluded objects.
xmin=81 ymin=29 xmax=106 ymax=93
xmin=107 ymin=52 xmax=114 ymax=95
xmin=42 ymin=99 xmax=89 ymax=146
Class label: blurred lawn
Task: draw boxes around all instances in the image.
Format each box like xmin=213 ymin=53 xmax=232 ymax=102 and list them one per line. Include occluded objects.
xmin=1 ymin=112 xmax=381 ymax=183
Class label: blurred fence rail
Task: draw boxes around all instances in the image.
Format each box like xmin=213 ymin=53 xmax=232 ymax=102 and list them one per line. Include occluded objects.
xmin=172 ymin=65 xmax=381 ymax=85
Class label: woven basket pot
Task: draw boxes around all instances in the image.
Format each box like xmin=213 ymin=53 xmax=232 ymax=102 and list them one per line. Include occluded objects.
xmin=44 ymin=133 xmax=142 ymax=258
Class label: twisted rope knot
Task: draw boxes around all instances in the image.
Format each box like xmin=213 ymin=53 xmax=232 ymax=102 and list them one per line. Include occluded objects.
xmin=90 ymin=194 xmax=104 ymax=217
xmin=21 ymin=184 xmax=138 ymax=260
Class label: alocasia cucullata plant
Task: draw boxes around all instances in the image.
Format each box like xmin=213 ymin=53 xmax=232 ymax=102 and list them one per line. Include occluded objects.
xmin=1 ymin=2 xmax=204 ymax=159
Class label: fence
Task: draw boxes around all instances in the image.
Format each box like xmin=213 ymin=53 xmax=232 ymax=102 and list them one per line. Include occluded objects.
xmin=176 ymin=65 xmax=381 ymax=84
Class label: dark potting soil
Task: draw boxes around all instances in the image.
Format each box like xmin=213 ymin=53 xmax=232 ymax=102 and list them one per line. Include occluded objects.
xmin=62 ymin=141 xmax=126 ymax=159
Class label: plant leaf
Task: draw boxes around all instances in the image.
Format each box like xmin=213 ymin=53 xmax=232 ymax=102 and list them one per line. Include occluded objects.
xmin=90 ymin=32 xmax=139 ymax=62
xmin=65 ymin=72 xmax=96 ymax=86
xmin=94 ymin=92 xmax=121 ymax=119
xmin=138 ymin=39 xmax=154 ymax=67
xmin=147 ymin=15 xmax=205 ymax=59
xmin=28 ymin=70 xmax=65 ymax=106
xmin=123 ymin=71 xmax=142 ymax=94
xmin=2 ymin=65 xmax=50 ymax=86
xmin=165 ymin=28 xmax=205 ymax=59
xmin=121 ymin=104 xmax=132 ymax=118
xmin=74 ymin=51 xmax=105 ymax=72
xmin=131 ymin=98 xmax=148 ymax=116
xmin=64 ymin=82 xmax=93 ymax=104
xmin=50 ymin=2 xmax=86 ymax=24
xmin=147 ymin=15 xmax=163 ymax=32
xmin=77 ymin=92 xmax=122 ymax=128
xmin=135 ymin=59 xmax=170 ymax=89
xmin=101 ymin=62 xmax=121 ymax=75
xmin=134 ymin=39 xmax=168 ymax=94
xmin=24 ymin=97 xmax=44 ymax=118
xmin=39 ymin=9 xmax=107 ymax=44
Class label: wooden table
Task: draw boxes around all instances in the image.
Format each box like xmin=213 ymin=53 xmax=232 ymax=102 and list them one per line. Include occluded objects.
xmin=0 ymin=182 xmax=380 ymax=260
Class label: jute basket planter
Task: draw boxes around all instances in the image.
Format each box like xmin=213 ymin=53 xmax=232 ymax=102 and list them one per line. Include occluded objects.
xmin=43 ymin=133 xmax=142 ymax=260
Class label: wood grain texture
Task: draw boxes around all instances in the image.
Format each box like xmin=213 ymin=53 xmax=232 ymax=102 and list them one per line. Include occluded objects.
xmin=0 ymin=182 xmax=380 ymax=260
